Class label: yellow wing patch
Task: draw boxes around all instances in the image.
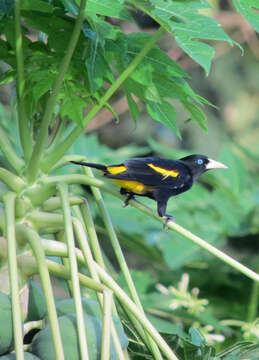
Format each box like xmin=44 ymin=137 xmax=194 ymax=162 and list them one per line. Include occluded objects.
xmin=113 ymin=179 xmax=153 ymax=195
xmin=107 ymin=165 xmax=127 ymax=175
xmin=148 ymin=163 xmax=179 ymax=179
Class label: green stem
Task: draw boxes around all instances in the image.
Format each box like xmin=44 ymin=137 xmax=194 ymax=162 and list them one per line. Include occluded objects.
xmin=56 ymin=231 xmax=73 ymax=297
xmin=42 ymin=242 xmax=179 ymax=360
xmin=47 ymin=258 xmax=104 ymax=293
xmin=15 ymin=244 xmax=104 ymax=292
xmin=0 ymin=167 xmax=25 ymax=193
xmin=0 ymin=125 xmax=25 ymax=174
xmin=80 ymin=201 xmax=105 ymax=268
xmin=43 ymin=173 xmax=259 ymax=283
xmin=18 ymin=225 xmax=65 ymax=360
xmin=101 ymin=290 xmax=113 ymax=360
xmin=4 ymin=192 xmax=24 ymax=360
xmin=247 ymin=279 xmax=259 ymax=322
xmin=73 ymin=216 xmax=126 ymax=360
xmin=14 ymin=0 xmax=32 ymax=161
xmin=40 ymin=27 xmax=166 ymax=173
xmin=24 ymin=183 xmax=57 ymax=206
xmin=24 ymin=320 xmax=43 ymax=336
xmin=26 ymin=0 xmax=87 ymax=183
xmin=82 ymin=168 xmax=163 ymax=360
xmin=42 ymin=196 xmax=84 ymax=211
xmin=28 ymin=210 xmax=64 ymax=232
xmin=58 ymin=183 xmax=89 ymax=360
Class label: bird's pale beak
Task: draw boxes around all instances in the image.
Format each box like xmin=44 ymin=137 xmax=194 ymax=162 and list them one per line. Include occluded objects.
xmin=206 ymin=158 xmax=228 ymax=170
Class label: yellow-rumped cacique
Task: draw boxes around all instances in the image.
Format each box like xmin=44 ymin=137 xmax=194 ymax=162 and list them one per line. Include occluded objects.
xmin=71 ymin=155 xmax=227 ymax=226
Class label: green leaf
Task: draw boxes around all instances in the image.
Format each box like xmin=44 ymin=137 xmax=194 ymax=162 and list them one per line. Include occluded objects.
xmin=104 ymin=102 xmax=120 ymax=123
xmin=147 ymin=314 xmax=185 ymax=336
xmin=126 ymin=33 xmax=190 ymax=78
xmin=0 ymin=69 xmax=15 ymax=85
xmin=146 ymin=100 xmax=181 ymax=138
xmin=31 ymin=70 xmax=56 ymax=102
xmin=85 ymin=0 xmax=133 ymax=21
xmin=85 ymin=43 xmax=113 ymax=93
xmin=125 ymin=89 xmax=140 ymax=124
xmin=0 ymin=39 xmax=15 ymax=67
xmin=181 ymin=100 xmax=208 ymax=130
xmin=125 ymin=77 xmax=161 ymax=103
xmin=233 ymin=0 xmax=259 ymax=33
xmin=21 ymin=0 xmax=53 ymax=13
xmin=60 ymin=94 xmax=86 ymax=126
xmin=133 ymin=0 xmax=234 ymax=75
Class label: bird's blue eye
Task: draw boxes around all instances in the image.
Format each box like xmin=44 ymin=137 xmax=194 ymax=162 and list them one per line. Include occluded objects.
xmin=197 ymin=159 xmax=203 ymax=165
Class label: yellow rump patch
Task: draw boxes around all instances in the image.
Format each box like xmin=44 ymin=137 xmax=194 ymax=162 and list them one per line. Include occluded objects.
xmin=148 ymin=163 xmax=179 ymax=179
xmin=107 ymin=165 xmax=127 ymax=175
xmin=112 ymin=179 xmax=153 ymax=195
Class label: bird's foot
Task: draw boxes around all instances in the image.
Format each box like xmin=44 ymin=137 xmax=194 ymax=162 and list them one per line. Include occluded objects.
xmin=163 ymin=214 xmax=175 ymax=229
xmin=123 ymin=193 xmax=135 ymax=207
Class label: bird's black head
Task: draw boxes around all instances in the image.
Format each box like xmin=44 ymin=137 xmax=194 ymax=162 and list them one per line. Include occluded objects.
xmin=180 ymin=154 xmax=227 ymax=181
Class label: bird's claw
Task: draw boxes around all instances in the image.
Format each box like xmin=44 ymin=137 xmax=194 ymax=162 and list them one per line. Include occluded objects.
xmin=163 ymin=215 xmax=175 ymax=230
xmin=123 ymin=194 xmax=135 ymax=207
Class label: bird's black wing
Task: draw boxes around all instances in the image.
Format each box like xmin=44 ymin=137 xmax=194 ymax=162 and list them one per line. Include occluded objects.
xmin=106 ymin=157 xmax=193 ymax=190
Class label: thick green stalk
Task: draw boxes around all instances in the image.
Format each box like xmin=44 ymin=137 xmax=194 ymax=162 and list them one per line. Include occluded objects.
xmin=26 ymin=0 xmax=87 ymax=183
xmin=4 ymin=192 xmax=24 ymax=360
xmin=58 ymin=184 xmax=89 ymax=360
xmin=101 ymin=290 xmax=113 ymax=360
xmin=0 ymin=167 xmax=26 ymax=193
xmin=0 ymin=126 xmax=25 ymax=174
xmin=43 ymin=173 xmax=259 ymax=283
xmin=42 ymin=196 xmax=83 ymax=211
xmin=14 ymin=0 xmax=32 ymax=161
xmin=247 ymin=279 xmax=259 ymax=322
xmin=18 ymin=225 xmax=65 ymax=360
xmin=40 ymin=27 xmax=166 ymax=173
xmin=80 ymin=201 xmax=105 ymax=268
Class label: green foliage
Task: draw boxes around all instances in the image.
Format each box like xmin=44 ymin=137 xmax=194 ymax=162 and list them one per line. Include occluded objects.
xmin=233 ymin=0 xmax=259 ymax=32
xmin=129 ymin=0 xmax=233 ymax=75
xmin=1 ymin=0 xmax=254 ymax=138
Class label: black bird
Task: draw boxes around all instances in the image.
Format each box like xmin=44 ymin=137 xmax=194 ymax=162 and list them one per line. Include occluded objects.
xmin=71 ymin=155 xmax=227 ymax=226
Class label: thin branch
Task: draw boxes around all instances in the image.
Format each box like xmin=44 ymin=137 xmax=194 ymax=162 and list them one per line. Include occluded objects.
xmin=26 ymin=0 xmax=87 ymax=183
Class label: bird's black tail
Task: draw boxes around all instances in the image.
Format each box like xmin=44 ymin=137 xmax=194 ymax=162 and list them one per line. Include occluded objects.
xmin=70 ymin=161 xmax=107 ymax=171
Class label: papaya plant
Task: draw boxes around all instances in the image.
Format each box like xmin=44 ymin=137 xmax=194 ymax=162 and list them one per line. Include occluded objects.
xmin=0 ymin=0 xmax=259 ymax=359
